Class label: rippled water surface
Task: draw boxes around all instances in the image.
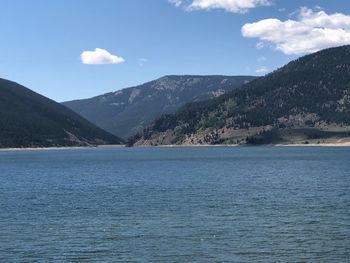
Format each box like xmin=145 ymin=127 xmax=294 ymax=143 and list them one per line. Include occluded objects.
xmin=0 ymin=147 xmax=349 ymax=262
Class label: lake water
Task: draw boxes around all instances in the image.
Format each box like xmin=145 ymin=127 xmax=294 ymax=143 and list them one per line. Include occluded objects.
xmin=0 ymin=147 xmax=349 ymax=262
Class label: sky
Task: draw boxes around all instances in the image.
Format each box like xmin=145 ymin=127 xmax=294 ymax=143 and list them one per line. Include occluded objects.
xmin=1 ymin=0 xmax=350 ymax=102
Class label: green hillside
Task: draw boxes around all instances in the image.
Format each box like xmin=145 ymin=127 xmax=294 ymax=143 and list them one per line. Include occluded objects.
xmin=0 ymin=78 xmax=123 ymax=148
xmin=63 ymin=75 xmax=256 ymax=139
xmin=130 ymin=46 xmax=350 ymax=146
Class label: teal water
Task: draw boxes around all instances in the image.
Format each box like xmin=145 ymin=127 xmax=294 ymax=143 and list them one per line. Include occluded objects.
xmin=0 ymin=147 xmax=349 ymax=262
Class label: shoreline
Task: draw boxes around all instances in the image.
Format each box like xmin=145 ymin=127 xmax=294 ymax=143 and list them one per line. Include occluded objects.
xmin=1 ymin=142 xmax=350 ymax=151
xmin=277 ymin=142 xmax=350 ymax=147
xmin=153 ymin=142 xmax=350 ymax=147
xmin=0 ymin=144 xmax=125 ymax=151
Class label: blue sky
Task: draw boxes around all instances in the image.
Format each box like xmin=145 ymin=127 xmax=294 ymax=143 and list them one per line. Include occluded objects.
xmin=1 ymin=0 xmax=349 ymax=101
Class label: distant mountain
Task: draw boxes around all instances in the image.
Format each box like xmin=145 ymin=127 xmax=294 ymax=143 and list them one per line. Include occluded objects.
xmin=63 ymin=75 xmax=256 ymax=139
xmin=0 ymin=78 xmax=123 ymax=148
xmin=131 ymin=45 xmax=350 ymax=146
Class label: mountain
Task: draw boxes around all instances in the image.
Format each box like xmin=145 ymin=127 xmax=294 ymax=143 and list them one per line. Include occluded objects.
xmin=130 ymin=45 xmax=350 ymax=146
xmin=63 ymin=75 xmax=256 ymax=139
xmin=0 ymin=78 xmax=123 ymax=148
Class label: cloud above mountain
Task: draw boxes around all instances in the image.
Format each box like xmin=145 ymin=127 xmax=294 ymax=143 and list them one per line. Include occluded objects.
xmin=169 ymin=0 xmax=271 ymax=13
xmin=242 ymin=7 xmax=350 ymax=55
xmin=80 ymin=48 xmax=125 ymax=65
xmin=255 ymin=66 xmax=269 ymax=74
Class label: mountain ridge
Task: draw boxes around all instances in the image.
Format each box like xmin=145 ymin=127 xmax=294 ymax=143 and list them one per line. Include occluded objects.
xmin=63 ymin=75 xmax=257 ymax=139
xmin=0 ymin=78 xmax=123 ymax=148
xmin=130 ymin=45 xmax=350 ymax=146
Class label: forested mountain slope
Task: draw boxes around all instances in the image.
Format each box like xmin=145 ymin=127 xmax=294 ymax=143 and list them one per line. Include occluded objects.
xmin=63 ymin=75 xmax=256 ymax=139
xmin=131 ymin=46 xmax=350 ymax=146
xmin=0 ymin=78 xmax=123 ymax=148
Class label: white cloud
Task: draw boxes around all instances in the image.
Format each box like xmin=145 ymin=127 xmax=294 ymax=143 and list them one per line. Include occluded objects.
xmin=242 ymin=7 xmax=350 ymax=55
xmin=256 ymin=41 xmax=265 ymax=49
xmin=256 ymin=66 xmax=269 ymax=74
xmin=169 ymin=0 xmax=182 ymax=7
xmin=169 ymin=0 xmax=271 ymax=13
xmin=80 ymin=48 xmax=125 ymax=65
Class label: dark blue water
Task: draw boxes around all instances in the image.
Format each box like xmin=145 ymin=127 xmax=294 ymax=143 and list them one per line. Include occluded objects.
xmin=0 ymin=147 xmax=349 ymax=262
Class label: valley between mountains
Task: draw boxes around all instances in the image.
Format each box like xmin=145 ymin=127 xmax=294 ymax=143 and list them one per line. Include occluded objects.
xmin=1 ymin=45 xmax=350 ymax=148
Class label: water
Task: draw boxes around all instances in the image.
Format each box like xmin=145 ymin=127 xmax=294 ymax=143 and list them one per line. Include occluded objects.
xmin=0 ymin=147 xmax=349 ymax=262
